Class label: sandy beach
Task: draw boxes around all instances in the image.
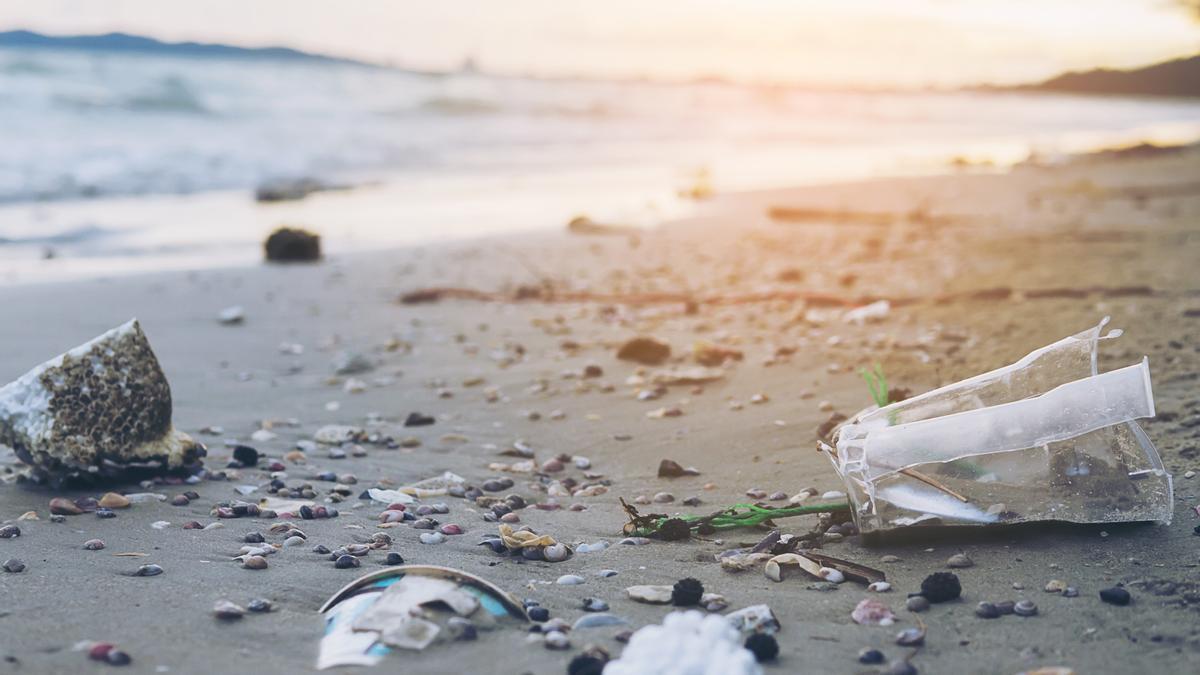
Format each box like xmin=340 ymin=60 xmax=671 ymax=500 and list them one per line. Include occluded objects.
xmin=0 ymin=144 xmax=1198 ymax=674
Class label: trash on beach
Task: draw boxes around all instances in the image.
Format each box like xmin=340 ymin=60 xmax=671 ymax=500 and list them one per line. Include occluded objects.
xmin=620 ymin=498 xmax=849 ymax=539
xmin=725 ymin=605 xmax=780 ymax=636
xmin=603 ymin=610 xmax=763 ymax=675
xmin=0 ymin=320 xmax=206 ymax=486
xmin=316 ymin=565 xmax=527 ymax=669
xmin=820 ymin=317 xmax=1172 ymax=537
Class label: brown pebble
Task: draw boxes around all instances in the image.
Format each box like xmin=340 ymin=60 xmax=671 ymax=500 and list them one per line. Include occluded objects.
xmin=98 ymin=493 xmax=131 ymax=509
xmin=49 ymin=498 xmax=83 ymax=516
xmin=242 ymin=555 xmax=268 ymax=570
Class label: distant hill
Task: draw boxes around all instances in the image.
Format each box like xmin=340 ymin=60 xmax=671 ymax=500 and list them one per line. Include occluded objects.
xmin=0 ymin=29 xmax=368 ymax=66
xmin=1008 ymin=55 xmax=1200 ymax=98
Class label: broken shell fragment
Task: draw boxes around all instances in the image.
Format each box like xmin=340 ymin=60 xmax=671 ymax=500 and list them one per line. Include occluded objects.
xmin=851 ymin=598 xmax=896 ymax=626
xmin=0 ymin=320 xmax=205 ymax=485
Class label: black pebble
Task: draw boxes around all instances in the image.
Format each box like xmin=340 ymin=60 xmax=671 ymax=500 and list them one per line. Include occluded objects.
xmin=243 ymin=532 xmax=265 ymax=544
xmin=858 ymin=648 xmax=885 ymax=664
xmin=1100 ymin=586 xmax=1131 ymax=606
xmin=744 ymin=633 xmax=778 ymax=663
xmin=404 ymin=412 xmax=436 ymax=427
xmin=657 ymin=518 xmax=691 ymax=541
xmin=106 ymin=650 xmax=132 ymax=666
xmin=919 ymin=572 xmax=962 ymax=603
xmin=334 ymin=555 xmax=360 ymax=569
xmin=232 ymin=445 xmax=259 ymax=467
xmin=671 ymin=577 xmax=704 ymax=606
xmin=567 ymin=654 xmax=607 ymax=675
xmin=527 ymin=606 xmax=550 ymax=622
xmin=313 ymin=545 xmax=331 ymax=555
xmin=385 ymin=552 xmax=404 ymax=565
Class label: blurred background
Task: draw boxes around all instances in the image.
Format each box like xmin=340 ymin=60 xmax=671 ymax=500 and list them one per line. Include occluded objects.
xmin=1 ymin=0 xmax=1199 ymax=282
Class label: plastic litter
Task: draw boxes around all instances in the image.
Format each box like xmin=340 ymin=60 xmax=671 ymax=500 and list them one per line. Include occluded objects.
xmin=603 ymin=610 xmax=762 ymax=675
xmin=821 ymin=318 xmax=1172 ymax=537
xmin=316 ymin=565 xmax=527 ymax=669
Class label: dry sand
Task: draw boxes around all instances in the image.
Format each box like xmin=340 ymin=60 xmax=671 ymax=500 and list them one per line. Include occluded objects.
xmin=1 ymin=147 xmax=1199 ymax=674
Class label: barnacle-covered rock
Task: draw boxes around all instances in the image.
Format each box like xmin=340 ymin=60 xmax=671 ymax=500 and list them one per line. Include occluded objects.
xmin=0 ymin=320 xmax=205 ymax=486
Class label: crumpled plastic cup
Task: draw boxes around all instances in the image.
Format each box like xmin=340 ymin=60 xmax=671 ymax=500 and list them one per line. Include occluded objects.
xmin=823 ymin=317 xmax=1172 ymax=538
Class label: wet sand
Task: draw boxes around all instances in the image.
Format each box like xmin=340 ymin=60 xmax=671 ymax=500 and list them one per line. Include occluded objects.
xmin=1 ymin=147 xmax=1199 ymax=674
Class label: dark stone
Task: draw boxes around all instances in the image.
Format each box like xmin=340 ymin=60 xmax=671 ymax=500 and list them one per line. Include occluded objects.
xmin=919 ymin=572 xmax=962 ymax=603
xmin=567 ymin=653 xmax=607 ymax=675
xmin=671 ymin=577 xmax=704 ymax=606
xmin=2 ymin=559 xmax=25 ymax=573
xmin=334 ymin=554 xmax=360 ymax=569
xmin=975 ymin=602 xmax=1000 ymax=619
xmin=744 ymin=633 xmax=778 ymax=662
xmin=527 ymin=606 xmax=550 ymax=622
xmin=231 ymin=445 xmax=259 ymax=467
xmin=1100 ymin=586 xmax=1132 ymax=606
xmin=247 ymin=598 xmax=272 ymax=613
xmin=858 ymin=648 xmax=885 ymax=664
xmin=0 ymin=525 xmax=20 ymax=538
xmin=243 ymin=532 xmax=265 ymax=544
xmin=616 ymin=337 xmax=671 ymax=365
xmin=385 ymin=552 xmax=404 ymax=565
xmin=264 ymin=227 xmax=321 ymax=262
xmin=657 ymin=518 xmax=691 ymax=541
xmin=403 ymin=412 xmax=436 ymax=427
xmin=106 ymin=650 xmax=133 ymax=666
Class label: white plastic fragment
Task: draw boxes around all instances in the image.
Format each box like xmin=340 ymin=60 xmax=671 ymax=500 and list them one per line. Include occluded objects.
xmin=604 ymin=610 xmax=763 ymax=675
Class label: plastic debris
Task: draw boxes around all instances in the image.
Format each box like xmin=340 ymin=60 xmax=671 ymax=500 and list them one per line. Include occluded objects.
xmin=725 ymin=605 xmax=780 ymax=635
xmin=821 ymin=318 xmax=1173 ymax=537
xmin=0 ymin=320 xmax=206 ymax=486
xmin=316 ymin=565 xmax=527 ymax=668
xmin=603 ymin=610 xmax=763 ymax=675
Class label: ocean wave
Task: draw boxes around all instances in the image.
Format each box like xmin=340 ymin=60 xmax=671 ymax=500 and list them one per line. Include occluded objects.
xmin=0 ymin=224 xmax=115 ymax=246
xmin=418 ymin=96 xmax=503 ymax=115
xmin=54 ymin=75 xmax=210 ymax=114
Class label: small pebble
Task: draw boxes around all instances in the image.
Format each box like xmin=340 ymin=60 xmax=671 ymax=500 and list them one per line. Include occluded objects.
xmin=0 ymin=525 xmax=19 ymax=538
xmin=1063 ymin=586 xmax=1079 ymax=598
xmin=420 ymin=532 xmax=446 ymax=545
xmin=385 ymin=552 xmax=404 ymax=565
xmin=881 ymin=659 xmax=917 ymax=675
xmin=242 ymin=556 xmax=268 ymax=570
xmin=334 ymin=555 xmax=360 ymax=569
xmin=975 ymin=601 xmax=1000 ymax=619
xmin=1099 ymin=586 xmax=1131 ymax=606
xmin=3 ymin=558 xmax=25 ymax=573
xmin=1013 ymin=600 xmax=1038 ymax=617
xmin=894 ymin=627 xmax=925 ymax=646
xmin=213 ymin=600 xmax=245 ymax=620
xmin=135 ymin=564 xmax=164 ymax=577
xmin=528 ymin=606 xmax=550 ymax=622
xmin=652 ymin=492 xmax=674 ymax=503
xmin=544 ymin=630 xmax=570 ymax=650
xmin=597 ymin=569 xmax=618 ymax=578
xmin=868 ymin=581 xmax=892 ymax=593
xmin=1044 ymin=579 xmax=1067 ymax=593
xmin=858 ymin=648 xmax=885 ymax=665
xmin=557 ymin=574 xmax=585 ymax=585
xmin=439 ymin=524 xmax=463 ymax=535
xmin=247 ymin=598 xmax=272 ymax=613
xmin=582 ymin=597 xmax=610 ymax=612
xmin=906 ymin=596 xmax=930 ymax=613
xmin=83 ymin=539 xmax=105 ymax=550
xmin=946 ymin=553 xmax=974 ymax=569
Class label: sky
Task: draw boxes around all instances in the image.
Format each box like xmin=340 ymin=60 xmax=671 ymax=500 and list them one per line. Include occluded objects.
xmin=2 ymin=0 xmax=1198 ymax=87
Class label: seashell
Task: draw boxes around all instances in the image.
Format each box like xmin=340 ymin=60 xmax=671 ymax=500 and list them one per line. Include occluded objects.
xmin=700 ymin=592 xmax=728 ymax=612
xmin=1 ymin=321 xmax=206 ymax=485
xmin=576 ymin=541 xmax=609 ymax=554
xmin=868 ymin=581 xmax=892 ymax=593
xmin=83 ymin=539 xmax=105 ymax=550
xmin=134 ymin=564 xmax=164 ymax=577
xmin=420 ymin=532 xmax=447 ymax=545
xmin=582 ymin=597 xmax=610 ymax=612
xmin=439 ymin=524 xmax=463 ymax=535
xmin=851 ymin=598 xmax=896 ymax=626
xmin=556 ymin=574 xmax=585 ymax=585
xmin=573 ymin=613 xmax=627 ymax=630
xmin=619 ymin=537 xmax=650 ymax=546
xmin=543 ymin=630 xmax=570 ymax=650
xmin=543 ymin=543 xmax=570 ymax=562
xmin=596 ymin=569 xmax=619 ymax=578
xmin=625 ymin=585 xmax=673 ymax=604
xmin=1014 ymin=599 xmax=1038 ymax=617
